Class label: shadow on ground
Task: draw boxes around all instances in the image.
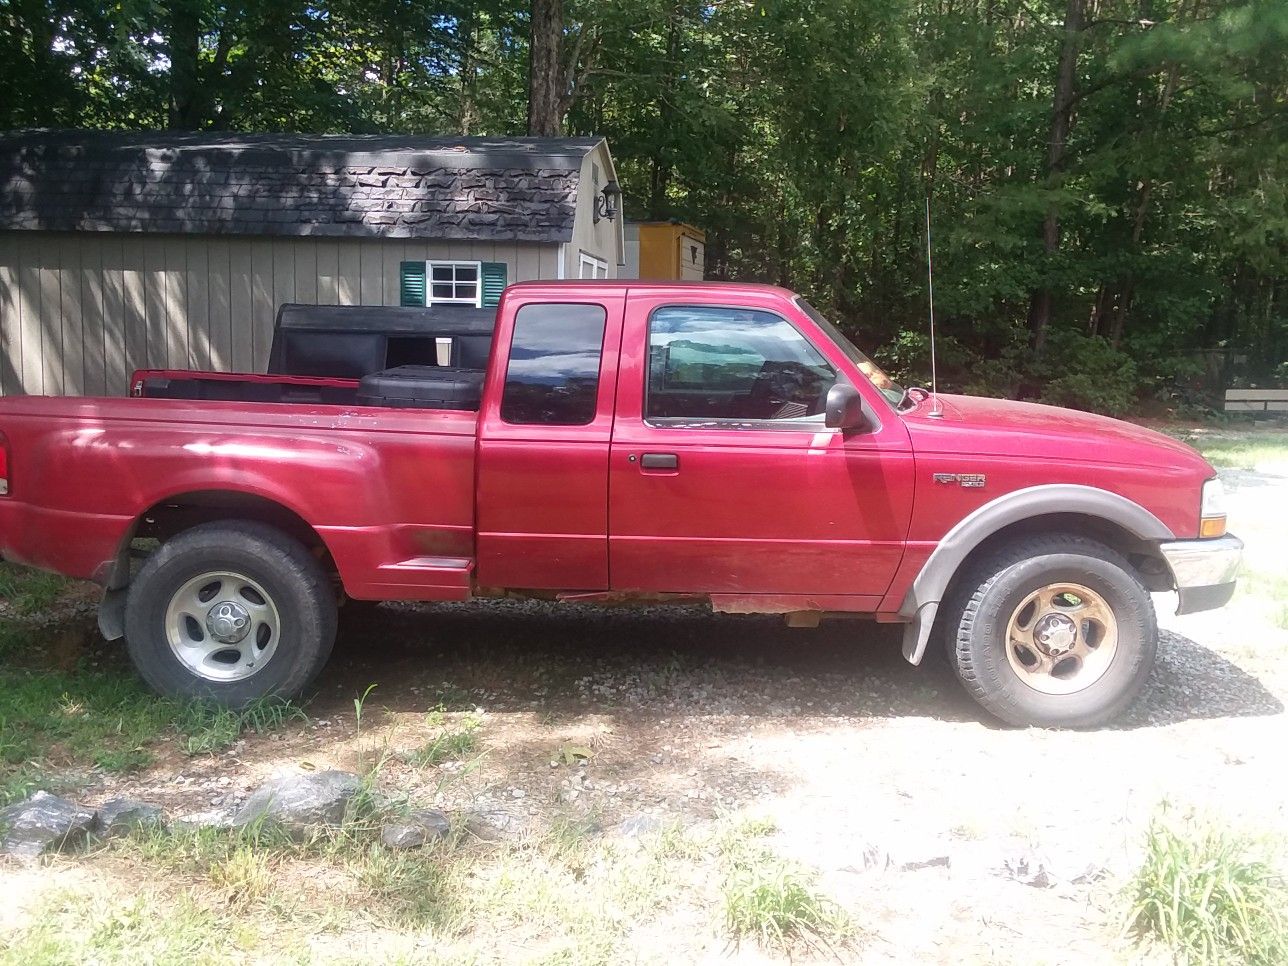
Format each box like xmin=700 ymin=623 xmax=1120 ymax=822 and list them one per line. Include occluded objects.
xmin=318 ymin=598 xmax=1283 ymax=730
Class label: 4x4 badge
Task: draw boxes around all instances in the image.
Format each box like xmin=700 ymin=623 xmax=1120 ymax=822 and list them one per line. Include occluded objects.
xmin=933 ymin=472 xmax=986 ymax=488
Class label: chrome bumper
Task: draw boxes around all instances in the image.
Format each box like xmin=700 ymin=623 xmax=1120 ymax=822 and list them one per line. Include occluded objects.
xmin=1159 ymin=533 xmax=1243 ymax=615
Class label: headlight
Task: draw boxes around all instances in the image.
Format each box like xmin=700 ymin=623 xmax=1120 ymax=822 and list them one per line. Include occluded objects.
xmin=1200 ymin=478 xmax=1226 ymax=537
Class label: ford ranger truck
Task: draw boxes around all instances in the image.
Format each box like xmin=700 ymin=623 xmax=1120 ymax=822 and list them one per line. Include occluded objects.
xmin=0 ymin=282 xmax=1242 ymax=727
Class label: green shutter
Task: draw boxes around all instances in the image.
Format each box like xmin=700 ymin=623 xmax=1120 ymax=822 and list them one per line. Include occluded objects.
xmin=481 ymin=262 xmax=508 ymax=307
xmin=400 ymin=261 xmax=426 ymax=306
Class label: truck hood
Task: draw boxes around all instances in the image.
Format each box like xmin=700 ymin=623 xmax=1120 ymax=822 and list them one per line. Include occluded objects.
xmin=901 ymin=393 xmax=1212 ymax=471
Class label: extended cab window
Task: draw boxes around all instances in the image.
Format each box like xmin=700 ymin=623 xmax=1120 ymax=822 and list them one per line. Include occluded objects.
xmin=501 ymin=303 xmax=607 ymax=425
xmin=647 ymin=306 xmax=837 ymax=423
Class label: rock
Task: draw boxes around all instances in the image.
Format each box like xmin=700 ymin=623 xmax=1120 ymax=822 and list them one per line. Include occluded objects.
xmin=617 ymin=814 xmax=664 ymax=839
xmin=381 ymin=809 xmax=452 ymax=849
xmin=96 ymin=799 xmax=165 ymax=836
xmin=233 ymin=770 xmax=362 ymax=834
xmin=1000 ymin=848 xmax=1106 ymax=888
xmin=174 ymin=809 xmax=236 ymax=832
xmin=0 ymin=791 xmax=97 ymax=858
xmin=465 ymin=808 xmax=524 ymax=840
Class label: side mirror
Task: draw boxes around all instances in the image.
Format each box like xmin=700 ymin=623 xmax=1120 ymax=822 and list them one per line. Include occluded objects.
xmin=825 ymin=383 xmax=868 ymax=432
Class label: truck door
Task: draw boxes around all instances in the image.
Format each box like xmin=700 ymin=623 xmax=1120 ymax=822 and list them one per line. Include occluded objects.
xmin=607 ymin=291 xmax=914 ymax=604
xmin=475 ymin=289 xmax=625 ymax=590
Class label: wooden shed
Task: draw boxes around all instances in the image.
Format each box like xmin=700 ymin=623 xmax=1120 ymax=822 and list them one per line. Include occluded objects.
xmin=623 ymin=221 xmax=705 ymax=281
xmin=0 ymin=132 xmax=625 ymax=396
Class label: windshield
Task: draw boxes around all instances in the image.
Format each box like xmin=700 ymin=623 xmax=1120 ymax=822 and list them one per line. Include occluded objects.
xmin=796 ymin=299 xmax=905 ymax=407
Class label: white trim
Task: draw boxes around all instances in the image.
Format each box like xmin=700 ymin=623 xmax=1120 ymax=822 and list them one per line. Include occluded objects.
xmin=425 ymin=260 xmax=483 ymax=307
xmin=578 ymin=251 xmax=609 ymax=280
xmin=557 ymin=243 xmax=567 ymax=279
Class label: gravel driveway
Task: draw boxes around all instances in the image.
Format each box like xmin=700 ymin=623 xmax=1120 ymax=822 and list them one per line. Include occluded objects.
xmin=40 ymin=456 xmax=1277 ymax=962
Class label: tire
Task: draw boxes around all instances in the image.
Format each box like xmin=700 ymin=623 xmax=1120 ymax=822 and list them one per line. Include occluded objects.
xmin=942 ymin=533 xmax=1157 ymax=728
xmin=124 ymin=521 xmax=337 ymax=707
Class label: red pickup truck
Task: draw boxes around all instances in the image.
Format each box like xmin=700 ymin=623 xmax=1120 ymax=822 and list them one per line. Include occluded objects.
xmin=0 ymin=281 xmax=1241 ymax=727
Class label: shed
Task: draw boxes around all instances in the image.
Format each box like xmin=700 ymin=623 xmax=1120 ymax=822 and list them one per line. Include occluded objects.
xmin=0 ymin=132 xmax=624 ymax=396
xmin=622 ymin=221 xmax=705 ymax=281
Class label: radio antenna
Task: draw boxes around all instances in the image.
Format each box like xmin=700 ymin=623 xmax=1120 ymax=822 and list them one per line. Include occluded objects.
xmin=924 ymin=196 xmax=943 ymax=418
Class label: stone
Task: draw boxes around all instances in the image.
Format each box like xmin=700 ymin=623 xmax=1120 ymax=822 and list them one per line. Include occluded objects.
xmin=1000 ymin=848 xmax=1106 ymax=888
xmin=0 ymin=791 xmax=97 ymax=858
xmin=233 ymin=770 xmax=362 ymax=834
xmin=617 ymin=814 xmax=665 ymax=839
xmin=173 ymin=809 xmax=235 ymax=832
xmin=380 ymin=809 xmax=452 ymax=849
xmin=96 ymin=798 xmax=165 ymax=836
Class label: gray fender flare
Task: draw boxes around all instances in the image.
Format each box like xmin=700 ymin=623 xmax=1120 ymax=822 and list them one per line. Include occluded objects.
xmin=899 ymin=484 xmax=1174 ymax=664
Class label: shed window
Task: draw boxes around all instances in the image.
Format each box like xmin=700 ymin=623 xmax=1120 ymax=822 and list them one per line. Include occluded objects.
xmin=579 ymin=252 xmax=608 ymax=279
xmin=401 ymin=260 xmax=507 ymax=308
xmin=429 ymin=261 xmax=481 ymax=306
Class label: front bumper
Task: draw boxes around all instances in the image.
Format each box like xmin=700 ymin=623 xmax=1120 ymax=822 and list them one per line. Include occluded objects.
xmin=1159 ymin=533 xmax=1243 ymax=615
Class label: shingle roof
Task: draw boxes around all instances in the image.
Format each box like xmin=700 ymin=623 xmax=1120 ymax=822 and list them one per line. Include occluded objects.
xmin=0 ymin=131 xmax=602 ymax=243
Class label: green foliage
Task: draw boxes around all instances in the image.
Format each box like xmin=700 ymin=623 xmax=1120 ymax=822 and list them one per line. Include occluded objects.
xmin=1035 ymin=330 xmax=1140 ymax=415
xmin=0 ymin=0 xmax=1283 ymax=405
xmin=1128 ymin=815 xmax=1288 ymax=965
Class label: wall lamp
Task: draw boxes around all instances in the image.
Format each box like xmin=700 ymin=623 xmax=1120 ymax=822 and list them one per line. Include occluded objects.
xmin=593 ymin=179 xmax=622 ymax=223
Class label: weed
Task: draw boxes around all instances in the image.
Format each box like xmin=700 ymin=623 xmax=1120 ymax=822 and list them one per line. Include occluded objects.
xmin=407 ymin=708 xmax=482 ymax=767
xmin=353 ymin=843 xmax=460 ymax=930
xmin=209 ymin=845 xmax=277 ymax=911
xmin=717 ymin=816 xmax=851 ymax=953
xmin=723 ymin=859 xmax=849 ymax=952
xmin=1127 ymin=815 xmax=1287 ymax=965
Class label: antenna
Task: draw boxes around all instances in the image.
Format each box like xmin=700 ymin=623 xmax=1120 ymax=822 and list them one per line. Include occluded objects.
xmin=924 ymin=196 xmax=943 ymax=418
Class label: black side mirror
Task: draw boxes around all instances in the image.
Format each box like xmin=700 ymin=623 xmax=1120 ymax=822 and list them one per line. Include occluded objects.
xmin=825 ymin=383 xmax=868 ymax=432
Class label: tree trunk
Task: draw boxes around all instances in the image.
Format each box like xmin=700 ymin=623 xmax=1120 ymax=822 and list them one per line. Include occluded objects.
xmin=1026 ymin=0 xmax=1084 ymax=357
xmin=167 ymin=0 xmax=205 ymax=129
xmin=527 ymin=0 xmax=563 ymax=137
xmin=459 ymin=6 xmax=479 ymax=135
xmin=1110 ymin=61 xmax=1179 ymax=347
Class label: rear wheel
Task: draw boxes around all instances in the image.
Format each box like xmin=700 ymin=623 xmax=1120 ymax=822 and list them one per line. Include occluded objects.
xmin=943 ymin=533 xmax=1157 ymax=727
xmin=124 ymin=521 xmax=336 ymax=707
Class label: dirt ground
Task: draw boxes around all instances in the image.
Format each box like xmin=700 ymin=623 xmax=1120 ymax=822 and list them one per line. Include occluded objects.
xmin=2 ymin=433 xmax=1287 ymax=963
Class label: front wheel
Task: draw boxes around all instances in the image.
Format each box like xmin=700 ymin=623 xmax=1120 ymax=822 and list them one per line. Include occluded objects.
xmin=943 ymin=533 xmax=1157 ymax=728
xmin=124 ymin=521 xmax=337 ymax=707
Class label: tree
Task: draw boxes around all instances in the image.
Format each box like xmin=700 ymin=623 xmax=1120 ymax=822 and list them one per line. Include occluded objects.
xmin=527 ymin=0 xmax=562 ymax=135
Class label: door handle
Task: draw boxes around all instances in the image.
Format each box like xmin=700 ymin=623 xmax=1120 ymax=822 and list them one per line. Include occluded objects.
xmin=640 ymin=453 xmax=679 ymax=470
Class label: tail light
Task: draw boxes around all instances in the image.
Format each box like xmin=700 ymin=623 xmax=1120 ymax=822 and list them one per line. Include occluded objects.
xmin=0 ymin=434 xmax=8 ymax=496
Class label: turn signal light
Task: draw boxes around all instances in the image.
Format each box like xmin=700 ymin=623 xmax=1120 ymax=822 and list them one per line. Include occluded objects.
xmin=0 ymin=434 xmax=8 ymax=496
xmin=1200 ymin=516 xmax=1227 ymax=538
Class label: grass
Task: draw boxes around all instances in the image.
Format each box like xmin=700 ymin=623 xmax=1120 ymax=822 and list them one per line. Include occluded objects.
xmin=177 ymin=697 xmax=309 ymax=755
xmin=0 ymin=664 xmax=309 ymax=804
xmin=0 ymin=889 xmax=255 ymax=966
xmin=0 ymin=562 xmax=70 ymax=616
xmin=1177 ymin=430 xmax=1288 ymax=471
xmin=1128 ymin=815 xmax=1288 ymax=965
xmin=0 ymin=801 xmax=856 ymax=963
xmin=405 ymin=707 xmax=483 ymax=767
xmin=716 ymin=817 xmax=852 ymax=953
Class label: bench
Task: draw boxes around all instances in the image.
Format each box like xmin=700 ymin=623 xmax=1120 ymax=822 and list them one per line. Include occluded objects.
xmin=1225 ymin=389 xmax=1288 ymax=413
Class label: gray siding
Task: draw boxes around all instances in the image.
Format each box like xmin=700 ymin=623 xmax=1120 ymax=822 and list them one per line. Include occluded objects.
xmin=0 ymin=230 xmax=560 ymax=396
xmin=565 ymin=142 xmax=624 ymax=278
